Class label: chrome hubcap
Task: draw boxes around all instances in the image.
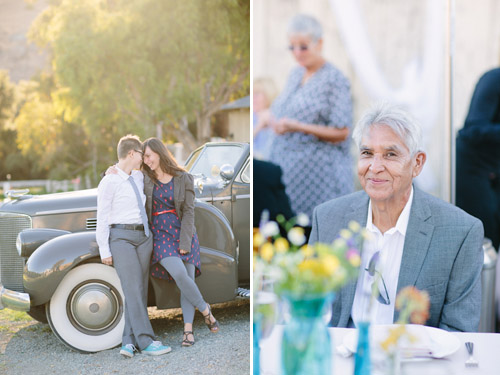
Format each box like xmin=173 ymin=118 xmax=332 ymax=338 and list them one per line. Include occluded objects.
xmin=69 ymin=282 xmax=120 ymax=332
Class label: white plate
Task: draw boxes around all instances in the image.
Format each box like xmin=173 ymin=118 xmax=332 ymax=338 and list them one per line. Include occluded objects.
xmin=343 ymin=324 xmax=461 ymax=359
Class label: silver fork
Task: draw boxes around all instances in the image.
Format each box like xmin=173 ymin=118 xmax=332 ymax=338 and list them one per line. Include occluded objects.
xmin=465 ymin=342 xmax=478 ymax=368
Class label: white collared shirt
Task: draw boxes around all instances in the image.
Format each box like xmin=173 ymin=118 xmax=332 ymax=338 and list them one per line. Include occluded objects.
xmin=96 ymin=167 xmax=146 ymax=259
xmin=351 ymin=187 xmax=414 ymax=325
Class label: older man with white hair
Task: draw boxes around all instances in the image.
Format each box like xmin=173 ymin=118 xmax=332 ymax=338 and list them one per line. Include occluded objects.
xmin=309 ymin=103 xmax=484 ymax=332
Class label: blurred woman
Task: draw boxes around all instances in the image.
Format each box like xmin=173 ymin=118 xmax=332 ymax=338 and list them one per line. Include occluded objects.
xmin=253 ymin=77 xmax=278 ymax=160
xmin=263 ymin=14 xmax=354 ymax=219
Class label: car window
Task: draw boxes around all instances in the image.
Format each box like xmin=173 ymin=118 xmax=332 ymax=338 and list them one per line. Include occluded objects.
xmin=184 ymin=149 xmax=202 ymax=171
xmin=237 ymin=161 xmax=250 ymax=184
xmin=188 ymin=145 xmax=245 ymax=178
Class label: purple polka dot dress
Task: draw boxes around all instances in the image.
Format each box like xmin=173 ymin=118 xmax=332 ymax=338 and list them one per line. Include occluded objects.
xmin=150 ymin=179 xmax=201 ymax=281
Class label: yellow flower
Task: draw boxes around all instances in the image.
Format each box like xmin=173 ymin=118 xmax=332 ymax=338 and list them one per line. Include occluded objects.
xmin=380 ymin=325 xmax=406 ymax=351
xmin=274 ymin=237 xmax=289 ymax=253
xmin=254 ymin=232 xmax=264 ymax=247
xmin=298 ymin=259 xmax=317 ymax=273
xmin=300 ymin=244 xmax=314 ymax=257
xmin=348 ymin=220 xmax=361 ymax=232
xmin=349 ymin=253 xmax=361 ymax=267
xmin=260 ymin=243 xmax=274 ymax=262
xmin=322 ymin=255 xmax=340 ymax=275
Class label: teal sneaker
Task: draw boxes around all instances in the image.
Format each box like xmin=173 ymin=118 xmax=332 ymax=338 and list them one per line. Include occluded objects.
xmin=120 ymin=344 xmax=137 ymax=358
xmin=142 ymin=340 xmax=172 ymax=356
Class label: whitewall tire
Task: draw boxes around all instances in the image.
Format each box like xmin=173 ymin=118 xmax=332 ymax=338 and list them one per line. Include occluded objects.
xmin=46 ymin=263 xmax=125 ymax=353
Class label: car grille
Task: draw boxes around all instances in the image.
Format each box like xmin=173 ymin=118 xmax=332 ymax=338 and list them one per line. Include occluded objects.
xmin=0 ymin=213 xmax=32 ymax=292
xmin=86 ymin=217 xmax=97 ymax=230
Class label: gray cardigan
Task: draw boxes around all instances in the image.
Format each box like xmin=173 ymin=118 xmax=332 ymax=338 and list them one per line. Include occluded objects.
xmin=144 ymin=171 xmax=196 ymax=252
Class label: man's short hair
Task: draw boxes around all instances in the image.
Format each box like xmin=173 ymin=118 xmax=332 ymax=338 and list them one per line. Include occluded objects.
xmin=352 ymin=102 xmax=424 ymax=156
xmin=117 ymin=135 xmax=142 ymax=160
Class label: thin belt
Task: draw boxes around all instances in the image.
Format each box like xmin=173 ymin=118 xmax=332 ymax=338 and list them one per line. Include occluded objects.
xmin=110 ymin=223 xmax=144 ymax=231
xmin=152 ymin=209 xmax=177 ymax=216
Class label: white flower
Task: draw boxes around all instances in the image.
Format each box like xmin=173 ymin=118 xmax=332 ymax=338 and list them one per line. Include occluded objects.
xmin=296 ymin=213 xmax=310 ymax=227
xmin=339 ymin=229 xmax=352 ymax=239
xmin=348 ymin=220 xmax=361 ymax=232
xmin=288 ymin=227 xmax=306 ymax=246
xmin=260 ymin=221 xmax=280 ymax=238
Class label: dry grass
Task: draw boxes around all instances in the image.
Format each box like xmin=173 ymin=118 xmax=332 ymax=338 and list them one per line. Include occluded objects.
xmin=0 ymin=309 xmax=37 ymax=354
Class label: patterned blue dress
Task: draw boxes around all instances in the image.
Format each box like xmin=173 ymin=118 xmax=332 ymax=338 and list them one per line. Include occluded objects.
xmin=150 ymin=179 xmax=201 ymax=280
xmin=269 ymin=62 xmax=354 ymax=219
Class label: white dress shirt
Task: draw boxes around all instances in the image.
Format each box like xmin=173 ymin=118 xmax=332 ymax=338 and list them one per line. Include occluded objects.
xmin=351 ymin=187 xmax=414 ymax=325
xmin=96 ymin=167 xmax=146 ymax=259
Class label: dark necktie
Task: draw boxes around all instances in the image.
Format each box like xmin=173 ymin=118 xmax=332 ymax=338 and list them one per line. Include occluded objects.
xmin=128 ymin=176 xmax=150 ymax=237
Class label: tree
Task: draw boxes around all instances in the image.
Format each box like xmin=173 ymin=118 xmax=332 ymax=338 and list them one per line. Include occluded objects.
xmin=190 ymin=0 xmax=250 ymax=142
xmin=14 ymin=76 xmax=93 ymax=179
xmin=28 ymin=0 xmax=250 ymax=158
xmin=0 ymin=70 xmax=35 ymax=181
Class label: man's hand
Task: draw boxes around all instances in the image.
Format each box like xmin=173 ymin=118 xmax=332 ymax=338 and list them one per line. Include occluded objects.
xmin=102 ymin=256 xmax=113 ymax=266
xmin=179 ymin=249 xmax=189 ymax=255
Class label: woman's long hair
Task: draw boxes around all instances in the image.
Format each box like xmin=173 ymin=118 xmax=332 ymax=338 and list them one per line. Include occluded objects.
xmin=141 ymin=137 xmax=185 ymax=183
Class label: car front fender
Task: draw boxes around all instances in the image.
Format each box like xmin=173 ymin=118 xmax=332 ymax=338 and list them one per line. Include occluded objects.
xmin=17 ymin=228 xmax=71 ymax=258
xmin=24 ymin=231 xmax=99 ymax=306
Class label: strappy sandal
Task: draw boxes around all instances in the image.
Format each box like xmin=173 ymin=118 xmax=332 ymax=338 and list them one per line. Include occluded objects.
xmin=182 ymin=331 xmax=195 ymax=347
xmin=202 ymin=304 xmax=219 ymax=333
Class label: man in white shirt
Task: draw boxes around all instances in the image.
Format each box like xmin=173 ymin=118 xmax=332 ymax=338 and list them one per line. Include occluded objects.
xmin=309 ymin=103 xmax=484 ymax=332
xmin=96 ymin=135 xmax=171 ymax=357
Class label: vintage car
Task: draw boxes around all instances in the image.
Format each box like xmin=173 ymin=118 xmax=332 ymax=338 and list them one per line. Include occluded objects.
xmin=185 ymin=142 xmax=250 ymax=285
xmin=0 ymin=142 xmax=249 ymax=353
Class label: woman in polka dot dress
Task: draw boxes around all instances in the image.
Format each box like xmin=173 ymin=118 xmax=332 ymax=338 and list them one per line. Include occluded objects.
xmin=264 ymin=14 xmax=354 ymax=221
xmin=142 ymin=138 xmax=219 ymax=347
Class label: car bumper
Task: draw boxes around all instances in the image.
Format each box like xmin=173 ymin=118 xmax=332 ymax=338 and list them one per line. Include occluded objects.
xmin=0 ymin=284 xmax=30 ymax=311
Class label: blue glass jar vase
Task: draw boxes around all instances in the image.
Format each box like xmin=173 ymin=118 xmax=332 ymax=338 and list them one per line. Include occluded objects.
xmin=253 ymin=317 xmax=261 ymax=375
xmin=281 ymin=293 xmax=334 ymax=375
xmin=354 ymin=321 xmax=371 ymax=375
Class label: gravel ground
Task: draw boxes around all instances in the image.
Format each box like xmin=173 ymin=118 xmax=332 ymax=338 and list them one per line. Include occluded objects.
xmin=0 ymin=299 xmax=249 ymax=375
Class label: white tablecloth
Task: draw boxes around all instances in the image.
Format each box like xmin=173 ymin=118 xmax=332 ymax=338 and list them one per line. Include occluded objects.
xmin=259 ymin=325 xmax=500 ymax=375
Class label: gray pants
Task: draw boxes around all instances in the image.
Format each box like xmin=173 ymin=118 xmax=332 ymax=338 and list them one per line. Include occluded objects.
xmin=110 ymin=228 xmax=154 ymax=350
xmin=160 ymin=257 xmax=207 ymax=324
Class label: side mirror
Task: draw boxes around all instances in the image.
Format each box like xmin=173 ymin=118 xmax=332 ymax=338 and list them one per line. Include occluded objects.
xmin=220 ymin=164 xmax=235 ymax=181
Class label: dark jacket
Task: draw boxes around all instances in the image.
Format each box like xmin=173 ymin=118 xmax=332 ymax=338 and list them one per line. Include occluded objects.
xmin=144 ymin=171 xmax=196 ymax=252
xmin=253 ymin=159 xmax=294 ymax=227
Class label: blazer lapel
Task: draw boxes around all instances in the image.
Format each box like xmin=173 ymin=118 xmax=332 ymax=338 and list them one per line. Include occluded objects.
xmin=393 ymin=188 xmax=434 ymax=321
xmin=338 ymin=196 xmax=370 ymax=327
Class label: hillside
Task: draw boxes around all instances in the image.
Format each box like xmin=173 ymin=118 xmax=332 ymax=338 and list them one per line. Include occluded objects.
xmin=0 ymin=0 xmax=49 ymax=82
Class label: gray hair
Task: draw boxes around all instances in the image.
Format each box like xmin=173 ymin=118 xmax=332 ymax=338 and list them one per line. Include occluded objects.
xmin=352 ymin=102 xmax=424 ymax=156
xmin=287 ymin=14 xmax=323 ymax=42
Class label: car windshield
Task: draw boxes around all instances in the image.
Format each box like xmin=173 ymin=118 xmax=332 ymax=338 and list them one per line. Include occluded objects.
xmin=187 ymin=144 xmax=245 ymax=178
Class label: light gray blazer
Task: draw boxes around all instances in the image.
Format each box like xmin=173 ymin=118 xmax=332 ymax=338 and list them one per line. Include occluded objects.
xmin=309 ymin=187 xmax=484 ymax=332
xmin=144 ymin=171 xmax=196 ymax=252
